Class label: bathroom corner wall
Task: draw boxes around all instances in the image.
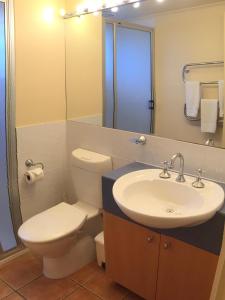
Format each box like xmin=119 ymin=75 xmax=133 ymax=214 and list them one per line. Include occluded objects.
xmin=16 ymin=122 xmax=68 ymax=221
xmin=14 ymin=0 xmax=68 ymax=221
xmin=14 ymin=0 xmax=66 ymax=127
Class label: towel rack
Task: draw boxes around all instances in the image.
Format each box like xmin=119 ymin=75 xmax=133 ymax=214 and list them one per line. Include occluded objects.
xmin=182 ymin=61 xmax=224 ymax=82
xmin=183 ymin=61 xmax=224 ymax=123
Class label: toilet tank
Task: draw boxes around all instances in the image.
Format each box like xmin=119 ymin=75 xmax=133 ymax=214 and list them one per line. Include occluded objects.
xmin=71 ymin=149 xmax=112 ymax=208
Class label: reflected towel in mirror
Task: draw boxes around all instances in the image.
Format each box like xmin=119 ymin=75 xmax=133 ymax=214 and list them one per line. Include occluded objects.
xmin=201 ymin=99 xmax=218 ymax=134
xmin=219 ymin=80 xmax=224 ymax=118
xmin=185 ymin=81 xmax=201 ymax=117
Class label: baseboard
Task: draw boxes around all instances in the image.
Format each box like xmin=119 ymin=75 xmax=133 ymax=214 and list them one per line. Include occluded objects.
xmin=0 ymin=247 xmax=29 ymax=267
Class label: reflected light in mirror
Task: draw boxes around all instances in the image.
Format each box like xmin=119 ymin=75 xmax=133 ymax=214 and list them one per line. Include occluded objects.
xmin=59 ymin=9 xmax=66 ymax=17
xmin=76 ymin=4 xmax=86 ymax=14
xmin=111 ymin=6 xmax=119 ymax=12
xmin=75 ymin=15 xmax=84 ymax=23
xmin=133 ymin=2 xmax=140 ymax=8
xmin=42 ymin=7 xmax=55 ymax=23
xmin=69 ymin=0 xmax=143 ymax=19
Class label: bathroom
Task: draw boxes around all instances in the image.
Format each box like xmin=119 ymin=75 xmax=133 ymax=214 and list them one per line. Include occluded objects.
xmin=1 ymin=0 xmax=225 ymax=299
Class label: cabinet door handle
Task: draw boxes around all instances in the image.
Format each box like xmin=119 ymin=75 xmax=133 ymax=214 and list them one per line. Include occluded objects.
xmin=163 ymin=242 xmax=171 ymax=249
xmin=147 ymin=236 xmax=154 ymax=243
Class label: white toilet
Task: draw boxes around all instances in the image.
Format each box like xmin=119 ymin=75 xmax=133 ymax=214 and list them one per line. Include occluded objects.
xmin=18 ymin=149 xmax=112 ymax=279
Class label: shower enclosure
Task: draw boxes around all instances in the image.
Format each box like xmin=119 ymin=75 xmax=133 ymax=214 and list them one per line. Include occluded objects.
xmin=0 ymin=0 xmax=22 ymax=258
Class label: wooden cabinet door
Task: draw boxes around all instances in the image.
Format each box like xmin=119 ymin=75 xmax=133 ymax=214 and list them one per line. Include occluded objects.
xmin=157 ymin=235 xmax=219 ymax=300
xmin=104 ymin=212 xmax=160 ymax=300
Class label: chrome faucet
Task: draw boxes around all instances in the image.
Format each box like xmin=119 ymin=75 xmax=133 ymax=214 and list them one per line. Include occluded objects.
xmin=170 ymin=153 xmax=186 ymax=183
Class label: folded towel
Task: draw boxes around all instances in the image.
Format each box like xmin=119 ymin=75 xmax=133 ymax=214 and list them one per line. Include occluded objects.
xmin=185 ymin=81 xmax=200 ymax=117
xmin=219 ymin=80 xmax=224 ymax=118
xmin=201 ymin=99 xmax=218 ymax=133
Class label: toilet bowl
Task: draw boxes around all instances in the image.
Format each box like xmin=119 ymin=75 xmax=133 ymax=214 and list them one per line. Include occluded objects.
xmin=18 ymin=149 xmax=112 ymax=279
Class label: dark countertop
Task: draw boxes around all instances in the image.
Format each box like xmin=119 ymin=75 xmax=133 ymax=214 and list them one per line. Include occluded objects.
xmin=102 ymin=162 xmax=225 ymax=255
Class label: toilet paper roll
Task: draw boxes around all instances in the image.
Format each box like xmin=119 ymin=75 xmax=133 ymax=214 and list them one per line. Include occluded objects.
xmin=24 ymin=168 xmax=44 ymax=184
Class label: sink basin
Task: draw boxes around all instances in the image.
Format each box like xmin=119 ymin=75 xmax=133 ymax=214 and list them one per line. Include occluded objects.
xmin=112 ymin=169 xmax=224 ymax=229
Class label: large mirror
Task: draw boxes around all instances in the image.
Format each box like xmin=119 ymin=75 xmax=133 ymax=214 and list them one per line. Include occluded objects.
xmin=65 ymin=0 xmax=225 ymax=148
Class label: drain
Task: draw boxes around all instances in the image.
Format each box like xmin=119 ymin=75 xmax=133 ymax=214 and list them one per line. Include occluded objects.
xmin=166 ymin=208 xmax=175 ymax=214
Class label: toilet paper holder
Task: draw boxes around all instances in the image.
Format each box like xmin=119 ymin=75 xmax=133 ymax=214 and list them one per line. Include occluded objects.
xmin=25 ymin=159 xmax=45 ymax=170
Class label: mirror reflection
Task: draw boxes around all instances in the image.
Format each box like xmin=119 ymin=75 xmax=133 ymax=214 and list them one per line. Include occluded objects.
xmin=65 ymin=0 xmax=225 ymax=147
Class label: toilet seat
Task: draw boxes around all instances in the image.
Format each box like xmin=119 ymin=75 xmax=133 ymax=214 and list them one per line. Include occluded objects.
xmin=18 ymin=202 xmax=87 ymax=244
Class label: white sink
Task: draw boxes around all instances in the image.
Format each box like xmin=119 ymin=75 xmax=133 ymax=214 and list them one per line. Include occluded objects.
xmin=112 ymin=169 xmax=224 ymax=229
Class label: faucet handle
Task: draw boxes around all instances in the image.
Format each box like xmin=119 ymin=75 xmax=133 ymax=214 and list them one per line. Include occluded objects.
xmin=162 ymin=161 xmax=169 ymax=169
xmin=159 ymin=161 xmax=171 ymax=179
xmin=192 ymin=169 xmax=205 ymax=189
xmin=197 ymin=168 xmax=203 ymax=177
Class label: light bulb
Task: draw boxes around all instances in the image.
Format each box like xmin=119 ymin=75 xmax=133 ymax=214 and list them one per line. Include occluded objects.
xmin=59 ymin=8 xmax=66 ymax=17
xmin=43 ymin=7 xmax=55 ymax=23
xmin=93 ymin=11 xmax=100 ymax=16
xmin=76 ymin=4 xmax=85 ymax=15
xmin=133 ymin=2 xmax=140 ymax=8
xmin=111 ymin=6 xmax=118 ymax=12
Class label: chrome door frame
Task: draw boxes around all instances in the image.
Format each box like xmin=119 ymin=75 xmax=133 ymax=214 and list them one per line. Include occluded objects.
xmin=2 ymin=0 xmax=22 ymax=247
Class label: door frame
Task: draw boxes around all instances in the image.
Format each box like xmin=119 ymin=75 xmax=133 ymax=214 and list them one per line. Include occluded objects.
xmin=1 ymin=0 xmax=22 ymax=250
xmin=102 ymin=18 xmax=155 ymax=133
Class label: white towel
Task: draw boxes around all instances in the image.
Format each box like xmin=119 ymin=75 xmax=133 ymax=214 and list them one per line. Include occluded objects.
xmin=201 ymin=99 xmax=218 ymax=133
xmin=185 ymin=81 xmax=200 ymax=117
xmin=219 ymin=80 xmax=224 ymax=118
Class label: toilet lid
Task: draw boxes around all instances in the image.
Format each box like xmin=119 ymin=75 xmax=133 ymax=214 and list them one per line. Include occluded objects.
xmin=18 ymin=203 xmax=87 ymax=243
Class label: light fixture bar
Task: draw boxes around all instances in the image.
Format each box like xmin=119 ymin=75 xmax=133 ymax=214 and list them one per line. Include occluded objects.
xmin=63 ymin=0 xmax=145 ymax=19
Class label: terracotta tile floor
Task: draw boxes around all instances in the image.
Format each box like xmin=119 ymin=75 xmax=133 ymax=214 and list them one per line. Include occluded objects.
xmin=0 ymin=252 xmax=143 ymax=300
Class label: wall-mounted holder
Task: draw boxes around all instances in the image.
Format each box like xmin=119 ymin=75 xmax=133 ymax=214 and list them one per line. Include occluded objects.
xmin=183 ymin=60 xmax=224 ymax=125
xmin=135 ymin=136 xmax=147 ymax=145
xmin=25 ymin=159 xmax=44 ymax=170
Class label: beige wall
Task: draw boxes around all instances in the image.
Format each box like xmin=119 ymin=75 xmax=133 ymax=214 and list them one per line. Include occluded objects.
xmin=134 ymin=3 xmax=225 ymax=147
xmin=65 ymin=0 xmax=103 ymax=121
xmin=14 ymin=0 xmax=66 ymax=127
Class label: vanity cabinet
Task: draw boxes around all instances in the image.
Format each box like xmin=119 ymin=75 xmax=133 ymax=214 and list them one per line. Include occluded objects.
xmin=104 ymin=212 xmax=160 ymax=300
xmin=156 ymin=235 xmax=218 ymax=300
xmin=104 ymin=213 xmax=219 ymax=300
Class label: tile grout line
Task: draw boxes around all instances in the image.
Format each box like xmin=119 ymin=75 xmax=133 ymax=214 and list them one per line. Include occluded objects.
xmin=69 ymin=279 xmax=104 ymax=300
xmin=1 ymin=291 xmax=26 ymax=300
xmin=1 ymin=289 xmax=15 ymax=300
xmin=69 ymin=269 xmax=130 ymax=300
xmin=0 ymin=274 xmax=43 ymax=294
xmin=59 ymin=285 xmax=80 ymax=300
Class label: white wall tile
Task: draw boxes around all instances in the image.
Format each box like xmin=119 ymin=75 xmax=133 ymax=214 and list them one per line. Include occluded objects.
xmin=17 ymin=120 xmax=225 ymax=222
xmin=67 ymin=121 xmax=225 ymax=183
xmin=16 ymin=121 xmax=68 ymax=221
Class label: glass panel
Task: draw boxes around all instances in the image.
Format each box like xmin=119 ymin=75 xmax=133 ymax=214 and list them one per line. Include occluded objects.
xmin=0 ymin=1 xmax=17 ymax=252
xmin=104 ymin=23 xmax=114 ymax=128
xmin=116 ymin=26 xmax=152 ymax=133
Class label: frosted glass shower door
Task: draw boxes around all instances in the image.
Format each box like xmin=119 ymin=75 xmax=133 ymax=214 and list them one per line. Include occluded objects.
xmin=104 ymin=23 xmax=114 ymax=128
xmin=0 ymin=1 xmax=17 ymax=252
xmin=115 ymin=26 xmax=152 ymax=133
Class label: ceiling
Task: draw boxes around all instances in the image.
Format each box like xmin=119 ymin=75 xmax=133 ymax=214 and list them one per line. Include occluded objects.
xmin=103 ymin=0 xmax=224 ymax=20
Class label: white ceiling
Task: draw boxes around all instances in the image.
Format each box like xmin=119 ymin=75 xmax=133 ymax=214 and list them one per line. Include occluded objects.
xmin=103 ymin=0 xmax=224 ymax=20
